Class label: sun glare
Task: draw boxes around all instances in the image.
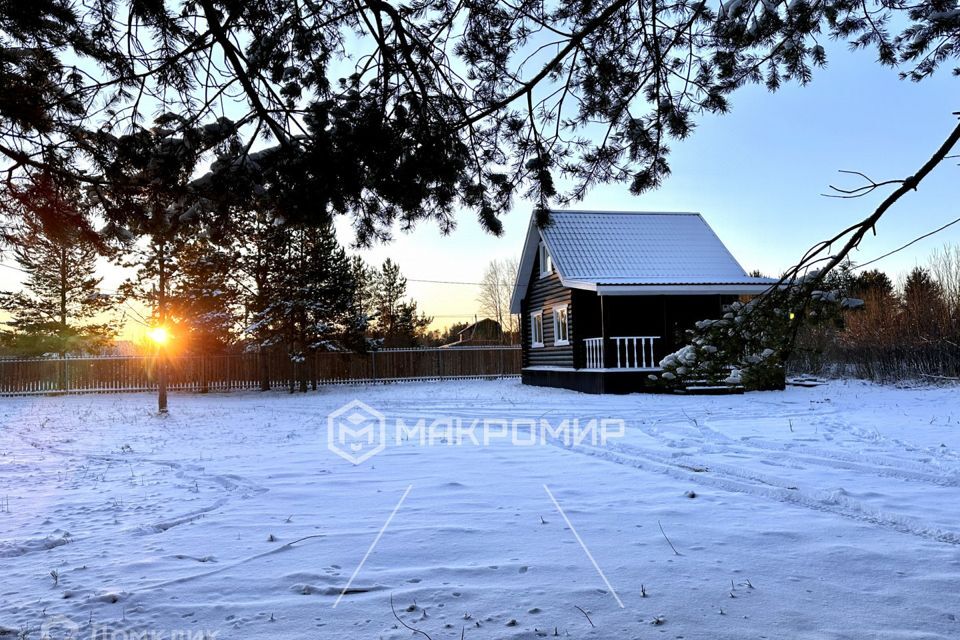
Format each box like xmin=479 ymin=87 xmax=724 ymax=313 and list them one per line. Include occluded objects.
xmin=147 ymin=326 xmax=171 ymax=346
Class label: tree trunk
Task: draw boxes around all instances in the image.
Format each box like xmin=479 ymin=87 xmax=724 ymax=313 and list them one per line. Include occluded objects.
xmin=58 ymin=246 xmax=68 ymax=391
xmin=157 ymin=241 xmax=168 ymax=413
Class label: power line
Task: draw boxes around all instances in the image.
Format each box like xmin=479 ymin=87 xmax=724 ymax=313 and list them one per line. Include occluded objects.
xmin=407 ymin=278 xmax=483 ymax=286
xmin=0 ymin=262 xmax=27 ymax=274
xmin=854 ymin=213 xmax=960 ymax=270
xmin=427 ymin=313 xmax=488 ymax=318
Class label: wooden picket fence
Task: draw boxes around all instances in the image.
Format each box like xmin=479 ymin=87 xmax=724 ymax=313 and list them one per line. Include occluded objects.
xmin=0 ymin=346 xmax=522 ymax=396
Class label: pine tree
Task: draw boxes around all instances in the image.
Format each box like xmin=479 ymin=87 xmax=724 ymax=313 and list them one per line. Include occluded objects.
xmin=852 ymin=270 xmax=895 ymax=299
xmin=224 ymin=206 xmax=291 ymax=389
xmin=369 ymin=259 xmax=432 ymax=348
xmin=902 ymin=266 xmax=947 ymax=340
xmin=233 ymin=220 xmax=360 ymax=391
xmin=342 ymin=255 xmax=375 ymax=351
xmin=169 ymin=237 xmax=239 ymax=355
xmin=107 ymin=117 xmax=237 ymax=346
xmin=0 ymin=220 xmax=116 ymax=361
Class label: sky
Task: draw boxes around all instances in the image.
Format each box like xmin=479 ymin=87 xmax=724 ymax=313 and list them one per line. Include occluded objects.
xmin=2 ymin=41 xmax=958 ymax=338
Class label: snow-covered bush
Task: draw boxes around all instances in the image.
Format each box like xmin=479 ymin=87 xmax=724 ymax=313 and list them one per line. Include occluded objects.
xmin=650 ymin=272 xmax=861 ymax=391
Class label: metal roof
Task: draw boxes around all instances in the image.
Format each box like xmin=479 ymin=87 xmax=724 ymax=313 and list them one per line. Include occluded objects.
xmin=510 ymin=210 xmax=777 ymax=312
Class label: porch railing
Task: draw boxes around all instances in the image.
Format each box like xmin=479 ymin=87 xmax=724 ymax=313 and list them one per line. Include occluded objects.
xmin=613 ymin=336 xmax=659 ymax=369
xmin=585 ymin=337 xmax=604 ymax=368
xmin=583 ymin=336 xmax=660 ymax=369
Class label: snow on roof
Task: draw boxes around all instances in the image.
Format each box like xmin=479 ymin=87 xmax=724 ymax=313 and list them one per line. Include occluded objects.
xmin=510 ymin=210 xmax=776 ymax=312
xmin=544 ymin=210 xmax=762 ymax=283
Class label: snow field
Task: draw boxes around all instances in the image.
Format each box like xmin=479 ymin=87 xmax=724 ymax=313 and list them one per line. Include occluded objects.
xmin=1 ymin=379 xmax=959 ymax=639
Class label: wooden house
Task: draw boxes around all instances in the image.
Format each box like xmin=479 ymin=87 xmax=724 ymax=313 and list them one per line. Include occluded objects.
xmin=440 ymin=318 xmax=504 ymax=348
xmin=510 ymin=210 xmax=777 ymax=393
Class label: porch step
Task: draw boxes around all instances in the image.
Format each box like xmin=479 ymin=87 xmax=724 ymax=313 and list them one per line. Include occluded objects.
xmin=786 ymin=376 xmax=828 ymax=388
xmin=673 ymin=379 xmax=745 ymax=395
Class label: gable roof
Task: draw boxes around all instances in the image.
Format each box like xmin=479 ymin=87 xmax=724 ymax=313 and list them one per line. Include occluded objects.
xmin=510 ymin=210 xmax=777 ymax=313
xmin=458 ymin=318 xmax=501 ymax=338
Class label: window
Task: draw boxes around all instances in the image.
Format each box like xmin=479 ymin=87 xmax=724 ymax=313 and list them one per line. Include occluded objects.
xmin=531 ymin=311 xmax=544 ymax=348
xmin=538 ymin=242 xmax=553 ymax=278
xmin=553 ymin=305 xmax=569 ymax=346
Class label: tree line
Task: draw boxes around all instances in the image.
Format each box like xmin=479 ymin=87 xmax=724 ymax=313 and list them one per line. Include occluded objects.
xmin=792 ymin=246 xmax=960 ymax=380
xmin=0 ymin=207 xmax=435 ymax=361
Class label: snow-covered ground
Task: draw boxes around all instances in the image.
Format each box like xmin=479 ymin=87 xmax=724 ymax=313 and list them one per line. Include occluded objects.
xmin=2 ymin=379 xmax=960 ymax=639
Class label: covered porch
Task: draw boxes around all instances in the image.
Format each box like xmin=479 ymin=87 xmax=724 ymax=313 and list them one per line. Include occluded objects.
xmin=571 ymin=290 xmax=734 ymax=373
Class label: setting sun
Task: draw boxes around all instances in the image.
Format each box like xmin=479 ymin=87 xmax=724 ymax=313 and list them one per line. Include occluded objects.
xmin=146 ymin=326 xmax=171 ymax=346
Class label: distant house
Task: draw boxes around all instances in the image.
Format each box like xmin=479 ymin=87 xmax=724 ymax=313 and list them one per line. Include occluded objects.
xmin=510 ymin=210 xmax=777 ymax=393
xmin=441 ymin=318 xmax=503 ymax=348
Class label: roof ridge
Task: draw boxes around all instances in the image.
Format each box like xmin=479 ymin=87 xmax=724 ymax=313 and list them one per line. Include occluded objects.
xmin=548 ymin=209 xmax=701 ymax=216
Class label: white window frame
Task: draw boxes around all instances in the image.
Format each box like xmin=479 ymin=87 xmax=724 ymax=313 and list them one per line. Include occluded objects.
xmin=531 ymin=310 xmax=544 ymax=348
xmin=538 ymin=242 xmax=553 ymax=278
xmin=553 ymin=305 xmax=569 ymax=346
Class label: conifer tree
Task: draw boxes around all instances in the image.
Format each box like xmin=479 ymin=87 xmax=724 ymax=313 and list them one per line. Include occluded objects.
xmin=222 ymin=206 xmax=291 ymax=389
xmin=369 ymin=259 xmax=432 ymax=348
xmin=902 ymin=266 xmax=947 ymax=340
xmin=342 ymin=255 xmax=375 ymax=351
xmin=280 ymin=224 xmax=359 ymax=390
xmin=107 ymin=116 xmax=238 ymax=341
xmin=169 ymin=237 xmax=239 ymax=355
xmin=233 ymin=219 xmax=361 ymax=391
xmin=0 ymin=219 xmax=116 ymax=360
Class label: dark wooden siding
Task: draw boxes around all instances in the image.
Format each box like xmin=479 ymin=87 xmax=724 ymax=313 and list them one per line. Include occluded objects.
xmin=521 ymin=250 xmax=574 ymax=368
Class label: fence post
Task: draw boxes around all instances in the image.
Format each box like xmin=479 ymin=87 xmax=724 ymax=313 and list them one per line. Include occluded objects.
xmin=259 ymin=350 xmax=270 ymax=391
xmin=371 ymin=350 xmax=377 ymax=382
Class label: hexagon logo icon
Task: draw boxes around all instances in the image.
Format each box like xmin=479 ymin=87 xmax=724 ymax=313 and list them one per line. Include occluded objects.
xmin=40 ymin=614 xmax=79 ymax=640
xmin=327 ymin=400 xmax=387 ymax=464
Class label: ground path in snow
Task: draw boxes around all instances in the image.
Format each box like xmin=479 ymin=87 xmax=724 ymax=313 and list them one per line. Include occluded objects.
xmin=1 ymin=379 xmax=959 ymax=639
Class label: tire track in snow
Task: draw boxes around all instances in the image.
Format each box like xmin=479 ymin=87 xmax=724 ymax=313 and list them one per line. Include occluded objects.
xmin=542 ymin=436 xmax=960 ymax=546
xmin=687 ymin=417 xmax=960 ymax=488
xmin=377 ymin=406 xmax=960 ymax=544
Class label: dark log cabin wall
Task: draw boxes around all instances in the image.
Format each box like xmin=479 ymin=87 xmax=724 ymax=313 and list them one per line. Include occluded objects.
xmin=521 ymin=249 xmax=574 ymax=368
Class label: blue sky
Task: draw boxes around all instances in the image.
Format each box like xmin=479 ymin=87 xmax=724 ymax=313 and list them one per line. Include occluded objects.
xmin=347 ymin=42 xmax=960 ymax=327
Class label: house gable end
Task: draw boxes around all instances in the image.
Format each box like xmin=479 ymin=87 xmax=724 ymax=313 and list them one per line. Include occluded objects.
xmin=521 ymin=249 xmax=574 ymax=368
